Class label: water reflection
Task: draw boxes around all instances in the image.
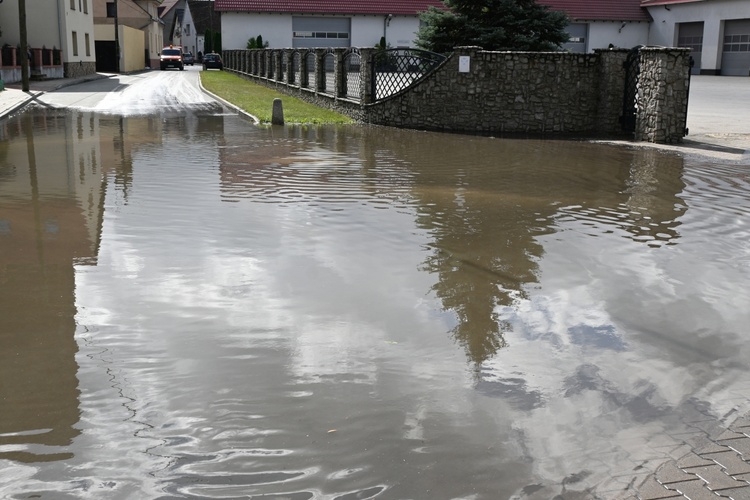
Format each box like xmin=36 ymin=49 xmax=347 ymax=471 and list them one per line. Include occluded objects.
xmin=218 ymin=127 xmax=687 ymax=367
xmin=5 ymin=107 xmax=749 ymax=499
xmin=0 ymin=110 xmax=106 ymax=461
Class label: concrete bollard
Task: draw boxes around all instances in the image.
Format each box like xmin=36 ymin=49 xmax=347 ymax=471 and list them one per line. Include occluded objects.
xmin=271 ymin=98 xmax=284 ymax=125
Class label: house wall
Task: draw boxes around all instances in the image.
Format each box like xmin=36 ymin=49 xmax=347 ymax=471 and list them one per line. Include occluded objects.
xmin=221 ymin=13 xmax=292 ymax=49
xmin=181 ymin=4 xmax=198 ymax=56
xmin=94 ymin=23 xmax=144 ymax=73
xmin=587 ymin=21 xmax=650 ymax=52
xmin=0 ymin=0 xmax=64 ymax=49
xmin=9 ymin=0 xmax=92 ymax=76
xmin=647 ymin=0 xmax=750 ymax=74
xmin=121 ymin=24 xmax=146 ymax=72
xmin=351 ymin=15 xmax=422 ymax=48
xmin=221 ymin=13 xmax=424 ymax=50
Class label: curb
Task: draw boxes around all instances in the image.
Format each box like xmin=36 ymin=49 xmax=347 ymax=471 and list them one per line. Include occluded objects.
xmin=198 ymin=78 xmax=260 ymax=125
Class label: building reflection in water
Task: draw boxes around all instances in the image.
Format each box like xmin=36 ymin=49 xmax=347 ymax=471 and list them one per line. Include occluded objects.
xmin=216 ymin=125 xmax=686 ymax=368
xmin=0 ymin=108 xmax=133 ymax=462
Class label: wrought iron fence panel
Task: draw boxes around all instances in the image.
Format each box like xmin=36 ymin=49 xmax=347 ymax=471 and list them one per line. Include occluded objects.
xmin=304 ymin=52 xmax=316 ymax=89
xmin=291 ymin=51 xmax=301 ymax=85
xmin=372 ymin=48 xmax=447 ymax=101
xmin=323 ymin=51 xmax=335 ymax=94
xmin=344 ymin=49 xmax=361 ymax=101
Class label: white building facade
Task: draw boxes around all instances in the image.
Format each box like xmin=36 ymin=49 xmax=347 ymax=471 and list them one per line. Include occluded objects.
xmin=644 ymin=0 xmax=750 ymax=75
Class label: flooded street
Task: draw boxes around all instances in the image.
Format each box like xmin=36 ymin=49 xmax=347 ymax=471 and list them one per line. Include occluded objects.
xmin=1 ymin=100 xmax=750 ymax=499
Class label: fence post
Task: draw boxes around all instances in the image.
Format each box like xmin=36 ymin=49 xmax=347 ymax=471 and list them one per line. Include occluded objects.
xmin=359 ymin=48 xmax=375 ymax=104
xmin=315 ymin=48 xmax=327 ymax=93
xmin=334 ymin=48 xmax=346 ymax=98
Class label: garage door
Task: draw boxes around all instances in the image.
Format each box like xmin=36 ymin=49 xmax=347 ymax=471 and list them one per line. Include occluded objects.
xmin=678 ymin=22 xmax=702 ymax=75
xmin=721 ymin=19 xmax=750 ymax=76
xmin=292 ymin=17 xmax=350 ymax=49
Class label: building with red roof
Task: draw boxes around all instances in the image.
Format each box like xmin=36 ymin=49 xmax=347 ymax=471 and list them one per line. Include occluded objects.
xmin=537 ymin=0 xmax=651 ymax=53
xmin=215 ymin=0 xmax=445 ymax=50
xmin=213 ymin=0 xmax=750 ymax=76
xmin=643 ymin=0 xmax=750 ymax=75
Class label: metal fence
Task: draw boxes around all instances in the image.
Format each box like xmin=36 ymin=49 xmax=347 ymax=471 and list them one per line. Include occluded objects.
xmin=371 ymin=48 xmax=447 ymax=100
xmin=222 ymin=47 xmax=447 ymax=104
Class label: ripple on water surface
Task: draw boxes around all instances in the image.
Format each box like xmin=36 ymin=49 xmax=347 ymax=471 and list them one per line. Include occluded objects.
xmin=2 ymin=112 xmax=750 ymax=499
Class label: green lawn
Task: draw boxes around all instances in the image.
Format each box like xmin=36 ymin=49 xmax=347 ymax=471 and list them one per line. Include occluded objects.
xmin=200 ymin=70 xmax=354 ymax=125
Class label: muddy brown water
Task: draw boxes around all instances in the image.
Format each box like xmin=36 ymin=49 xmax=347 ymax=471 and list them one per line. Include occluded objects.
xmin=1 ymin=106 xmax=749 ymax=499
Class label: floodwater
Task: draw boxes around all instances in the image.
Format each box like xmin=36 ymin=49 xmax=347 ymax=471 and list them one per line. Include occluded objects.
xmin=1 ymin=105 xmax=749 ymax=500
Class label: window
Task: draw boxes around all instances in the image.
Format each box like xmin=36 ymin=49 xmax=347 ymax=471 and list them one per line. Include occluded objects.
xmin=79 ymin=0 xmax=82 ymax=11
xmin=70 ymin=0 xmax=75 ymax=10
xmin=106 ymin=2 xmax=116 ymax=17
xmin=83 ymin=0 xmax=88 ymax=14
xmin=293 ymin=31 xmax=348 ymax=39
xmin=85 ymin=33 xmax=91 ymax=56
xmin=72 ymin=32 xmax=78 ymax=56
xmin=185 ymin=24 xmax=190 ymax=36
xmin=723 ymin=34 xmax=750 ymax=53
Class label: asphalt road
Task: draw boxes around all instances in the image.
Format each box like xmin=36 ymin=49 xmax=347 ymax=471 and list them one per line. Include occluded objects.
xmin=36 ymin=66 xmax=222 ymax=115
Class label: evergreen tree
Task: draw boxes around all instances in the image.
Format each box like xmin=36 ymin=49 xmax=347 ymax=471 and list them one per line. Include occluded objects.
xmin=416 ymin=0 xmax=569 ymax=53
xmin=205 ymin=28 xmax=213 ymax=52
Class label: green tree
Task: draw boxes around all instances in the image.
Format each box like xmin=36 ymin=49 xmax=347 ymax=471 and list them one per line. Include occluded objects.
xmin=213 ymin=32 xmax=222 ymax=54
xmin=416 ymin=0 xmax=569 ymax=54
xmin=205 ymin=28 xmax=213 ymax=52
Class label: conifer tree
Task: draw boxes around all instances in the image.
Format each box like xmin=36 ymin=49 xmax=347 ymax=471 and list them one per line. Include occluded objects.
xmin=416 ymin=0 xmax=569 ymax=53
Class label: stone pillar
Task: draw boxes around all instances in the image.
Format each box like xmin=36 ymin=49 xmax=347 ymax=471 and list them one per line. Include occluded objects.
xmin=285 ymin=50 xmax=295 ymax=85
xmin=334 ymin=48 xmax=346 ymax=98
xmin=275 ymin=50 xmax=284 ymax=81
xmin=635 ymin=48 xmax=691 ymax=143
xmin=359 ymin=48 xmax=375 ymax=104
xmin=315 ymin=49 xmax=327 ymax=93
xmin=594 ymin=48 xmax=630 ymax=136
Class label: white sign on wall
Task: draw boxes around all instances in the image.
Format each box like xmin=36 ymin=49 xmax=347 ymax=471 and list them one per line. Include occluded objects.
xmin=458 ymin=56 xmax=470 ymax=73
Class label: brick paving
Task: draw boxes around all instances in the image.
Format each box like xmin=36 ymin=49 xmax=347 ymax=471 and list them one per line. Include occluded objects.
xmin=633 ymin=410 xmax=750 ymax=500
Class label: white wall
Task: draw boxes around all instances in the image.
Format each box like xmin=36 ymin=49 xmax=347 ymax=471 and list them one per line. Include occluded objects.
xmin=588 ymin=21 xmax=650 ymax=52
xmin=0 ymin=0 xmax=67 ymax=51
xmin=351 ymin=15 xmax=421 ymax=48
xmin=61 ymin=0 xmax=96 ymax=63
xmin=222 ymin=12 xmax=423 ymax=50
xmin=181 ymin=4 xmax=197 ymax=55
xmin=351 ymin=16 xmax=386 ymax=47
xmin=222 ymin=13 xmax=292 ymax=49
xmin=385 ymin=16 xmax=422 ymax=48
xmin=647 ymin=0 xmax=750 ymax=72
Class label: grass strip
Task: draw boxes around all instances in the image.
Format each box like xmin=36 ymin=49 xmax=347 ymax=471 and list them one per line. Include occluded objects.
xmin=200 ymin=70 xmax=354 ymax=124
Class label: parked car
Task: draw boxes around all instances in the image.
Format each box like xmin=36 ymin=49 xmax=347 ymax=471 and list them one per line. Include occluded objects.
xmin=183 ymin=52 xmax=195 ymax=66
xmin=202 ymin=53 xmax=223 ymax=71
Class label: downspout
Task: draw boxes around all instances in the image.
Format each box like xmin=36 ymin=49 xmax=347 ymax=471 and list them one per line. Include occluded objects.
xmin=383 ymin=14 xmax=392 ymax=44
xmin=57 ymin=0 xmax=65 ymax=65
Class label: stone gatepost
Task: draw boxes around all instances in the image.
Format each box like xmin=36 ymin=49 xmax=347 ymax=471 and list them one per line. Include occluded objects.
xmin=334 ymin=48 xmax=347 ymax=98
xmin=284 ymin=50 xmax=294 ymax=85
xmin=314 ymin=49 xmax=327 ymax=93
xmin=636 ymin=47 xmax=691 ymax=143
xmin=359 ymin=48 xmax=375 ymax=104
xmin=595 ymin=48 xmax=630 ymax=136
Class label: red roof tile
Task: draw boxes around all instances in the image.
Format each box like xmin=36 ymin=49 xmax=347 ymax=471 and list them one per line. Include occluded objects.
xmin=215 ymin=0 xmax=445 ymax=15
xmin=538 ymin=0 xmax=652 ymax=22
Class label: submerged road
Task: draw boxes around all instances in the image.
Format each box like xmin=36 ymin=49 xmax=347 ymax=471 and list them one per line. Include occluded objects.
xmin=35 ymin=66 xmax=222 ymax=115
